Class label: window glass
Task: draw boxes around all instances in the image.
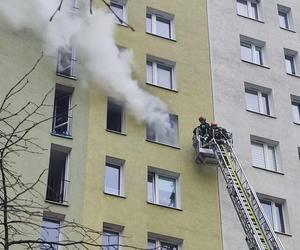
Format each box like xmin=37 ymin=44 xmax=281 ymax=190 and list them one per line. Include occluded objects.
xmin=241 ymin=42 xmax=252 ymax=62
xmin=285 ymin=55 xmax=295 ymax=75
xmin=250 ymin=2 xmax=258 ymax=19
xmin=158 ymin=175 xmax=176 ymax=207
xmin=279 ymin=11 xmax=289 ymax=29
xmin=237 ymin=0 xmax=248 ymax=17
xmin=156 ymin=17 xmax=171 ymax=38
xmin=41 ymin=219 xmax=60 ymax=250
xmin=261 ymin=200 xmax=274 ymax=227
xmin=254 ymin=46 xmax=263 ymax=65
xmin=275 ymin=204 xmax=285 ymax=232
xmin=267 ymin=146 xmax=277 ymax=171
xmin=157 ymin=64 xmax=172 ymax=89
xmin=104 ymin=163 xmax=120 ymax=195
xmin=246 ymin=90 xmax=259 ymax=112
xmin=107 ymin=99 xmax=123 ymax=133
xmin=102 ymin=230 xmax=119 ymax=250
xmin=53 ymin=89 xmax=71 ymax=135
xmin=251 ymin=142 xmax=265 ymax=168
xmin=292 ymin=102 xmax=300 ymax=123
xmin=146 ymin=14 xmax=152 ymax=33
xmin=147 ymin=172 xmax=155 ymax=203
xmin=147 ymin=239 xmax=156 ymax=249
xmin=146 ymin=61 xmax=153 ymax=83
xmin=161 ymin=242 xmax=178 ymax=250
xmin=111 ymin=3 xmax=123 ymax=24
xmin=261 ymin=93 xmax=270 ymax=115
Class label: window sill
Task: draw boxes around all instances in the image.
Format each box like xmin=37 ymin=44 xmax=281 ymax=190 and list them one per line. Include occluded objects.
xmin=147 ymin=201 xmax=182 ymax=211
xmin=106 ymin=129 xmax=127 ymax=136
xmin=275 ymin=231 xmax=292 ymax=237
xmin=237 ymin=14 xmax=264 ymax=23
xmin=51 ymin=132 xmax=73 ymax=140
xmin=146 ymin=32 xmax=176 ymax=42
xmin=246 ymin=109 xmax=276 ymax=119
xmin=241 ymin=60 xmax=270 ymax=69
xmin=56 ymin=73 xmax=77 ymax=80
xmin=252 ymin=166 xmax=284 ymax=175
xmin=103 ymin=191 xmax=126 ymax=199
xmin=45 ymin=199 xmax=69 ymax=207
xmin=286 ymin=73 xmax=300 ymax=78
xmin=280 ymin=27 xmax=296 ymax=33
xmin=146 ymin=139 xmax=180 ymax=149
xmin=146 ymin=82 xmax=178 ymax=93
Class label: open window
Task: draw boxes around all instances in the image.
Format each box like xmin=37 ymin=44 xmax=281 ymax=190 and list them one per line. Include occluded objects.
xmin=110 ymin=0 xmax=128 ymax=25
xmin=52 ymin=85 xmax=73 ymax=137
xmin=46 ymin=144 xmax=71 ymax=204
xmin=106 ymin=97 xmax=125 ymax=134
xmin=56 ymin=45 xmax=77 ymax=79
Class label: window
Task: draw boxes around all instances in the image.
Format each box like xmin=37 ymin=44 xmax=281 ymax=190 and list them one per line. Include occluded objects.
xmin=284 ymin=49 xmax=298 ymax=76
xmin=146 ymin=7 xmax=175 ymax=40
xmin=110 ymin=0 xmax=127 ymax=25
xmin=106 ymin=97 xmax=125 ymax=133
xmin=147 ymin=56 xmax=176 ymax=90
xmin=41 ymin=218 xmax=61 ymax=250
xmin=260 ymin=199 xmax=286 ymax=233
xmin=146 ymin=114 xmax=179 ymax=147
xmin=52 ymin=85 xmax=73 ymax=136
xmin=237 ymin=0 xmax=260 ymax=20
xmin=56 ymin=45 xmax=76 ymax=78
xmin=291 ymin=96 xmax=300 ymax=124
xmin=240 ymin=40 xmax=264 ymax=65
xmin=104 ymin=156 xmax=125 ymax=196
xmin=46 ymin=145 xmax=70 ymax=204
xmin=245 ymin=85 xmax=271 ymax=115
xmin=250 ymin=139 xmax=278 ymax=171
xmin=147 ymin=167 xmax=180 ymax=208
xmin=147 ymin=233 xmax=182 ymax=250
xmin=278 ymin=5 xmax=293 ymax=30
xmin=102 ymin=223 xmax=124 ymax=250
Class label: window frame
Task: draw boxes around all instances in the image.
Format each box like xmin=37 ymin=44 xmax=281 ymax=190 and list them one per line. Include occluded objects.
xmin=110 ymin=0 xmax=128 ymax=25
xmin=291 ymin=96 xmax=300 ymax=124
xmin=250 ymin=138 xmax=279 ymax=172
xmin=45 ymin=145 xmax=71 ymax=204
xmin=277 ymin=5 xmax=293 ymax=31
xmin=56 ymin=45 xmax=77 ymax=79
xmin=146 ymin=113 xmax=179 ymax=147
xmin=40 ymin=218 xmax=63 ymax=250
xmin=240 ymin=41 xmax=264 ymax=65
xmin=285 ymin=54 xmax=296 ymax=75
xmin=237 ymin=0 xmax=260 ymax=20
xmin=259 ymin=199 xmax=286 ymax=233
xmin=102 ymin=223 xmax=124 ymax=250
xmin=245 ymin=86 xmax=272 ymax=116
xmin=146 ymin=56 xmax=176 ymax=91
xmin=106 ymin=97 xmax=126 ymax=134
xmin=104 ymin=156 xmax=125 ymax=197
xmin=146 ymin=8 xmax=175 ymax=40
xmin=52 ymin=85 xmax=73 ymax=137
xmin=147 ymin=233 xmax=183 ymax=250
xmin=147 ymin=167 xmax=180 ymax=209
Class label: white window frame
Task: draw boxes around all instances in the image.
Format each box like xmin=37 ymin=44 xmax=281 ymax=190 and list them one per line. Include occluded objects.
xmin=41 ymin=218 xmax=63 ymax=250
xmin=56 ymin=45 xmax=77 ymax=79
xmin=46 ymin=144 xmax=71 ymax=204
xmin=278 ymin=5 xmax=293 ymax=30
xmin=250 ymin=138 xmax=279 ymax=172
xmin=52 ymin=85 xmax=73 ymax=137
xmin=147 ymin=233 xmax=183 ymax=250
xmin=102 ymin=223 xmax=124 ymax=250
xmin=146 ymin=56 xmax=176 ymax=90
xmin=104 ymin=156 xmax=125 ymax=197
xmin=147 ymin=167 xmax=180 ymax=209
xmin=106 ymin=97 xmax=126 ymax=133
xmin=259 ymin=198 xmax=286 ymax=233
xmin=237 ymin=0 xmax=261 ymax=20
xmin=291 ymin=95 xmax=300 ymax=124
xmin=240 ymin=40 xmax=264 ymax=65
xmin=245 ymin=84 xmax=272 ymax=115
xmin=110 ymin=0 xmax=128 ymax=25
xmin=146 ymin=7 xmax=175 ymax=40
xmin=284 ymin=49 xmax=298 ymax=76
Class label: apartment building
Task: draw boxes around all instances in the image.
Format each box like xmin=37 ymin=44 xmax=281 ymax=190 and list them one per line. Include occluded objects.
xmin=208 ymin=0 xmax=300 ymax=249
xmin=0 ymin=0 xmax=223 ymax=249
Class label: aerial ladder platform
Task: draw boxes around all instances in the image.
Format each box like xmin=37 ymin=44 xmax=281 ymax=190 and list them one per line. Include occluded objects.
xmin=193 ymin=135 xmax=285 ymax=250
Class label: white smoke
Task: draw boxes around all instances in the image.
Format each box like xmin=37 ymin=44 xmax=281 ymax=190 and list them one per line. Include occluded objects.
xmin=0 ymin=0 xmax=172 ymax=132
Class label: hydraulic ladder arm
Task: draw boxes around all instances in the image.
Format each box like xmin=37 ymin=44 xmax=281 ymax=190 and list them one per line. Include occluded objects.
xmin=194 ymin=137 xmax=285 ymax=250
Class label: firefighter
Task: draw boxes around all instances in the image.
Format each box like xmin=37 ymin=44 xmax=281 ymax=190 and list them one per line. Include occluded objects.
xmin=211 ymin=122 xmax=231 ymax=144
xmin=193 ymin=116 xmax=211 ymax=146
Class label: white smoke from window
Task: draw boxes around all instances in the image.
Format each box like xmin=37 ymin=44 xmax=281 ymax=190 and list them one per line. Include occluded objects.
xmin=0 ymin=0 xmax=172 ymax=133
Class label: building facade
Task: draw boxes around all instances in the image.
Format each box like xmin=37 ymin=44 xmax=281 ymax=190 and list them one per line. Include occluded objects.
xmin=0 ymin=0 xmax=223 ymax=249
xmin=208 ymin=0 xmax=300 ymax=249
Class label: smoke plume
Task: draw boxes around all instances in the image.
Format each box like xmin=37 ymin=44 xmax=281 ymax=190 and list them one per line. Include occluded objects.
xmin=0 ymin=0 xmax=172 ymax=132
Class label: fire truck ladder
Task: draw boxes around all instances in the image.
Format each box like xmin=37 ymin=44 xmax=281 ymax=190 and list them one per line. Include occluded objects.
xmin=203 ymin=138 xmax=285 ymax=250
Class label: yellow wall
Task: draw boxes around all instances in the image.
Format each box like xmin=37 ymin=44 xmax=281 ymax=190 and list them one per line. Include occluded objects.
xmin=83 ymin=0 xmax=222 ymax=249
